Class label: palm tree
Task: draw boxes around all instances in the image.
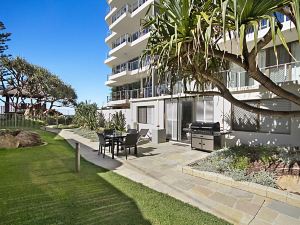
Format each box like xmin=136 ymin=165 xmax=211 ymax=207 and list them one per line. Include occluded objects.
xmin=143 ymin=0 xmax=300 ymax=116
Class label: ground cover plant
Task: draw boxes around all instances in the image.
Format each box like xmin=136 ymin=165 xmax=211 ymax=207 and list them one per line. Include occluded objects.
xmin=190 ymin=145 xmax=300 ymax=189
xmin=0 ymin=130 xmax=230 ymax=225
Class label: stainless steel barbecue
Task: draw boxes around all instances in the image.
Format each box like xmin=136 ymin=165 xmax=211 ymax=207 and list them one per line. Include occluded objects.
xmin=190 ymin=122 xmax=223 ymax=151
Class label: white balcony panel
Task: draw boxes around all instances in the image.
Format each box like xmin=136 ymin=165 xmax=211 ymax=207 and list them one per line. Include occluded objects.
xmin=105 ymin=79 xmax=117 ymax=86
xmin=109 ymin=12 xmax=130 ymax=33
xmin=109 ymin=34 xmax=149 ymax=60
xmin=107 ymin=67 xmax=150 ymax=87
xmin=109 ymin=42 xmax=131 ymax=57
xmin=107 ymin=0 xmax=124 ymax=9
xmin=107 ymin=99 xmax=129 ymax=106
xmin=131 ymin=0 xmax=153 ymax=18
xmin=105 ymin=7 xmax=117 ymax=22
xmin=218 ymin=21 xmax=297 ymax=54
xmin=104 ymin=56 xmax=119 ymax=67
xmin=105 ymin=32 xmax=117 ymax=43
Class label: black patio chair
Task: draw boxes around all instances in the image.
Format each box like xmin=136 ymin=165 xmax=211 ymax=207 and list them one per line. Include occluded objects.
xmin=119 ymin=133 xmax=139 ymax=160
xmin=104 ymin=129 xmax=114 ymax=136
xmin=127 ymin=128 xmax=138 ymax=134
xmin=97 ymin=133 xmax=112 ymax=158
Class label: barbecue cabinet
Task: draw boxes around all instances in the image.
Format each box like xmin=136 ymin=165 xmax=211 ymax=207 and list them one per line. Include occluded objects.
xmin=190 ymin=122 xmax=225 ymax=151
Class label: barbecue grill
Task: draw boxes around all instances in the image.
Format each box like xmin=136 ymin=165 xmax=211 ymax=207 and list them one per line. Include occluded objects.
xmin=190 ymin=122 xmax=223 ymax=151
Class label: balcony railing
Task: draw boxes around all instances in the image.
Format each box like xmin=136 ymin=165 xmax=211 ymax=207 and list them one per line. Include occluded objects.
xmin=111 ymin=4 xmax=130 ymax=23
xmin=110 ymin=0 xmax=150 ymax=24
xmin=108 ymin=56 xmax=151 ymax=77
xmin=111 ymin=28 xmax=150 ymax=49
xmin=107 ymin=87 xmax=152 ymax=102
xmin=224 ymin=61 xmax=300 ymax=89
xmin=107 ymin=61 xmax=300 ymax=102
xmin=246 ymin=14 xmax=291 ymax=34
xmin=107 ymin=82 xmax=184 ymax=102
xmin=131 ymin=0 xmax=149 ymax=13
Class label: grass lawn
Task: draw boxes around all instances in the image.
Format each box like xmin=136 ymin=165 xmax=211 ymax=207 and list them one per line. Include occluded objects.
xmin=0 ymin=130 xmax=230 ymax=225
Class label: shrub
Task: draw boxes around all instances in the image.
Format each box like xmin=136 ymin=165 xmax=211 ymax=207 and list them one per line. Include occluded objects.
xmin=74 ymin=102 xmax=98 ymax=130
xmin=232 ymin=156 xmax=250 ymax=170
xmin=110 ymin=111 xmax=126 ymax=132
xmin=278 ymin=147 xmax=300 ymax=166
xmin=248 ymin=171 xmax=278 ymax=188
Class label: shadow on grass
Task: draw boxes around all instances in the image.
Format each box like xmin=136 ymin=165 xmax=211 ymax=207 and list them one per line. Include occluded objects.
xmin=0 ymin=130 xmax=152 ymax=225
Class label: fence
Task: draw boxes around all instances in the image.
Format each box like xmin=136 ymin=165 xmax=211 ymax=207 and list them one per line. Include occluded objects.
xmin=0 ymin=114 xmax=43 ymax=129
xmin=0 ymin=113 xmax=74 ymax=129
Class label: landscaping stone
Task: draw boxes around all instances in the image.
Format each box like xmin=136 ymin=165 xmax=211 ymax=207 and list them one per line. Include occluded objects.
xmin=0 ymin=134 xmax=19 ymax=149
xmin=15 ymin=131 xmax=42 ymax=147
xmin=277 ymin=175 xmax=300 ymax=194
xmin=0 ymin=129 xmax=42 ymax=148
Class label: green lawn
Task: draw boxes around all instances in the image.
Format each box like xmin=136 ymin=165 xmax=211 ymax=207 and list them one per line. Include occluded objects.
xmin=0 ymin=130 xmax=230 ymax=225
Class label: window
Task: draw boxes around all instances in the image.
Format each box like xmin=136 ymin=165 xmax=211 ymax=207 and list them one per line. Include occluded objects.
xmin=232 ymin=99 xmax=291 ymax=134
xmin=138 ymin=106 xmax=154 ymax=124
xmin=195 ymin=97 xmax=214 ymax=122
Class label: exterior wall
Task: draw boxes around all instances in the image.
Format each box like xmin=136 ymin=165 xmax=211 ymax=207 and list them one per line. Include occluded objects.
xmin=130 ymin=98 xmax=165 ymax=137
xmin=214 ymin=92 xmax=300 ymax=147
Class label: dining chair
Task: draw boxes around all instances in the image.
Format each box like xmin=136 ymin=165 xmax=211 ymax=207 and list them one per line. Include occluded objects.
xmin=104 ymin=129 xmax=114 ymax=136
xmin=119 ymin=133 xmax=139 ymax=160
xmin=127 ymin=128 xmax=138 ymax=134
xmin=97 ymin=133 xmax=112 ymax=158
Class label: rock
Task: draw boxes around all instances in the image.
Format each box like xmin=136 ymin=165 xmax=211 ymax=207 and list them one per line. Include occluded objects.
xmin=0 ymin=134 xmax=20 ymax=149
xmin=15 ymin=131 xmax=42 ymax=147
xmin=277 ymin=175 xmax=300 ymax=194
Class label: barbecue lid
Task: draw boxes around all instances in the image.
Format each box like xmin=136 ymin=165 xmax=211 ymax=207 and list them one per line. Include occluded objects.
xmin=190 ymin=121 xmax=220 ymax=131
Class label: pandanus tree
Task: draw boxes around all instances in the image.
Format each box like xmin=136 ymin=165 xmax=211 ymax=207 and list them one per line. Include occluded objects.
xmin=143 ymin=0 xmax=300 ymax=116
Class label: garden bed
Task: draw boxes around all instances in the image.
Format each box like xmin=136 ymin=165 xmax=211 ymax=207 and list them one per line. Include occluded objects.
xmin=189 ymin=146 xmax=300 ymax=194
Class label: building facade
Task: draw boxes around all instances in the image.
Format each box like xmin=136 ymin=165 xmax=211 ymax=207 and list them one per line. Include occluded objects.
xmin=104 ymin=0 xmax=300 ymax=147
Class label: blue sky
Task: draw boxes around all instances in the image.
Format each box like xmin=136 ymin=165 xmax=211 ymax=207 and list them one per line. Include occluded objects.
xmin=0 ymin=0 xmax=110 ymax=107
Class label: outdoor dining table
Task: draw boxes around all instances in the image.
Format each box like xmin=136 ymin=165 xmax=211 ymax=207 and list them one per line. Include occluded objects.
xmin=104 ymin=133 xmax=127 ymax=159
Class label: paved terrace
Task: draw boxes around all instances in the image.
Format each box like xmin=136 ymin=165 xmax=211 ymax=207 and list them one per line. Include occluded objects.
xmin=55 ymin=129 xmax=300 ymax=225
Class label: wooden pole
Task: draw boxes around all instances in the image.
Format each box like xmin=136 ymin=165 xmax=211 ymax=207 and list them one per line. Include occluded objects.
xmin=75 ymin=143 xmax=80 ymax=173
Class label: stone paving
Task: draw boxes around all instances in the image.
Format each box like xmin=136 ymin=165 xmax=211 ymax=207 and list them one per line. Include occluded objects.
xmin=56 ymin=129 xmax=300 ymax=225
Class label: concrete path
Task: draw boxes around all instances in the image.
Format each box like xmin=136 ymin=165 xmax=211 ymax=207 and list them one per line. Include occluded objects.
xmin=56 ymin=129 xmax=300 ymax=225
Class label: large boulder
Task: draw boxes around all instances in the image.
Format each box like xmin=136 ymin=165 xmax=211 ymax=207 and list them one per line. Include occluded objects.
xmin=0 ymin=134 xmax=20 ymax=149
xmin=15 ymin=131 xmax=43 ymax=147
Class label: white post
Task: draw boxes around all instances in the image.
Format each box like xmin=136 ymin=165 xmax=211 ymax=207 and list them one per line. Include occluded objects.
xmin=284 ymin=63 xmax=288 ymax=81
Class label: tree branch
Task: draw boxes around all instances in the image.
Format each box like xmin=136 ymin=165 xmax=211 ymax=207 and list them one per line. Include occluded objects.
xmin=195 ymin=71 xmax=300 ymax=117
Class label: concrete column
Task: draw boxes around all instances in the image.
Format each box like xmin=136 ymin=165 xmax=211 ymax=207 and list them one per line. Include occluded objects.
xmin=152 ymin=69 xmax=158 ymax=97
xmin=140 ymin=78 xmax=143 ymax=98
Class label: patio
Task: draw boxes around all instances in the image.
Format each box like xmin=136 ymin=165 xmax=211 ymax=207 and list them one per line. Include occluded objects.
xmin=59 ymin=129 xmax=300 ymax=225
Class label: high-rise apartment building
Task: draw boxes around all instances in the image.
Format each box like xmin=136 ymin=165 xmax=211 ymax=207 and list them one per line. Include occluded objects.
xmin=104 ymin=1 xmax=300 ymax=147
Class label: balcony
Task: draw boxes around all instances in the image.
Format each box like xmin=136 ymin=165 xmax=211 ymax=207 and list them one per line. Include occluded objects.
xmin=224 ymin=61 xmax=300 ymax=91
xmin=107 ymin=87 xmax=152 ymax=102
xmin=108 ymin=0 xmax=152 ymax=32
xmin=108 ymin=28 xmax=150 ymax=58
xmin=106 ymin=56 xmax=150 ymax=82
xmin=107 ymin=82 xmax=185 ymax=103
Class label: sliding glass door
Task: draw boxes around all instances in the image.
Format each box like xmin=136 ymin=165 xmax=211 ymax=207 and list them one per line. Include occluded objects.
xmin=165 ymin=99 xmax=178 ymax=140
